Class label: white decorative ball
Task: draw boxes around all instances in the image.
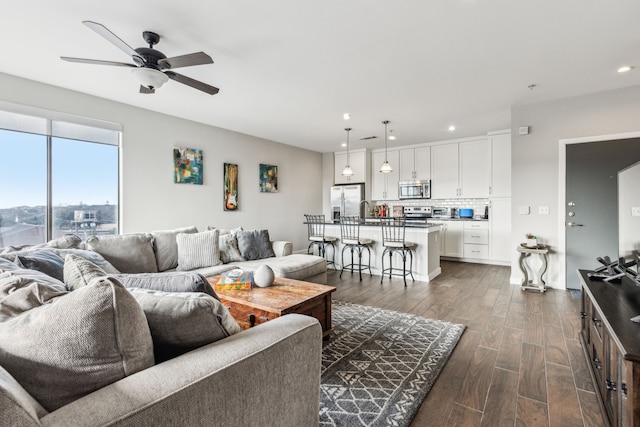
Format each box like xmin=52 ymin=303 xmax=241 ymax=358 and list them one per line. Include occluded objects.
xmin=254 ymin=265 xmax=275 ymax=288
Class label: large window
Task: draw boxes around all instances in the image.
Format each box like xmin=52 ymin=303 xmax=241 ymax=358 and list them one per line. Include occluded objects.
xmin=0 ymin=108 xmax=120 ymax=246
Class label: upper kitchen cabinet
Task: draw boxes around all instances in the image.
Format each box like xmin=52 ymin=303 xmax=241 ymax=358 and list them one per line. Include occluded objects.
xmin=459 ymin=139 xmax=490 ymax=198
xmin=399 ymin=147 xmax=431 ymax=181
xmin=489 ymin=131 xmax=511 ymax=197
xmin=431 ymin=139 xmax=490 ymax=199
xmin=430 ymin=143 xmax=459 ymax=198
xmin=334 ymin=149 xmax=369 ymax=184
xmin=371 ymin=150 xmax=400 ymax=200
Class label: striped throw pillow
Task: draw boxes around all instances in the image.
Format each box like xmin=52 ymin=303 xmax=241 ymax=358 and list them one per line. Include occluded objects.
xmin=176 ymin=230 xmax=221 ymax=271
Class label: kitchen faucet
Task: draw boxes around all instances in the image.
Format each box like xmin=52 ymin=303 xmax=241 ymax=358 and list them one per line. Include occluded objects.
xmin=359 ymin=200 xmax=370 ymax=220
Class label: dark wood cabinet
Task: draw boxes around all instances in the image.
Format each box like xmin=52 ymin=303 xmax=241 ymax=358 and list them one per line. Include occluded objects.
xmin=579 ymin=270 xmax=640 ymax=426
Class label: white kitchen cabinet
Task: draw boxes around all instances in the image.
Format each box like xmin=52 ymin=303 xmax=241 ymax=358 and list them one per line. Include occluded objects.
xmin=489 ymin=131 xmax=511 ymax=197
xmin=463 ymin=221 xmax=489 ymax=259
xmin=430 ymin=144 xmax=459 ymax=199
xmin=399 ymin=147 xmax=431 ymax=181
xmin=489 ymin=197 xmax=511 ymax=262
xmin=436 ymin=220 xmax=463 ymax=257
xmin=431 ymin=140 xmax=490 ymax=199
xmin=459 ymin=139 xmax=490 ymax=198
xmin=371 ymin=150 xmax=399 ymax=201
xmin=334 ymin=149 xmax=369 ymax=184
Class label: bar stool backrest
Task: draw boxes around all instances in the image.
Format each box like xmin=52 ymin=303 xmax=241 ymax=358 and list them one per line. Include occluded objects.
xmin=339 ymin=215 xmax=361 ymax=242
xmin=305 ymin=214 xmax=326 ymax=240
xmin=380 ymin=217 xmax=406 ymax=246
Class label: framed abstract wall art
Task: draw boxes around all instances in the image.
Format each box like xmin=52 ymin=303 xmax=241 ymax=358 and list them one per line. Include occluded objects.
xmin=259 ymin=164 xmax=278 ymax=193
xmin=224 ymin=163 xmax=238 ymax=211
xmin=174 ymin=147 xmax=203 ymax=185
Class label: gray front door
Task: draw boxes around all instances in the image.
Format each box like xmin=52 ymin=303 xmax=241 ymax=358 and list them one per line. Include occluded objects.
xmin=565 ymin=138 xmax=640 ymax=289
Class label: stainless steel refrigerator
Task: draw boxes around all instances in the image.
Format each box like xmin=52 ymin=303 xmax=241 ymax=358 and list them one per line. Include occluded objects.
xmin=330 ymin=184 xmax=366 ymax=222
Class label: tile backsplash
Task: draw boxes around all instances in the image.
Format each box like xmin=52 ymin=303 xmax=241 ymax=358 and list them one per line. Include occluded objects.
xmin=375 ymin=198 xmax=489 ymax=218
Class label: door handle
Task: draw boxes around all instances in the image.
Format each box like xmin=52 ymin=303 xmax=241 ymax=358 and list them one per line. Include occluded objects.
xmin=567 ymin=222 xmax=584 ymax=227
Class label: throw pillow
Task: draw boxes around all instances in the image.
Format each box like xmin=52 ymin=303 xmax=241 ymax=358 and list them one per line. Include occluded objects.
xmin=46 ymin=234 xmax=82 ymax=249
xmin=112 ymin=271 xmax=219 ymax=299
xmin=0 ymin=259 xmax=67 ymax=322
xmin=51 ymin=248 xmax=120 ymax=274
xmin=176 ymin=229 xmax=221 ymax=271
xmin=151 ymin=226 xmax=199 ymax=272
xmin=63 ymin=253 xmax=107 ymax=291
xmin=128 ymin=287 xmax=242 ymax=362
xmin=0 ymin=277 xmax=154 ymax=412
xmin=218 ymin=233 xmax=244 ymax=264
xmin=86 ymin=233 xmax=158 ymax=273
xmin=236 ymin=230 xmax=276 ymax=261
xmin=14 ymin=249 xmax=65 ymax=282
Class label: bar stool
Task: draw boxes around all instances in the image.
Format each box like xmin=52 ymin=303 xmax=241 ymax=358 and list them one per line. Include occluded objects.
xmin=304 ymin=214 xmax=337 ymax=269
xmin=339 ymin=215 xmax=373 ymax=281
xmin=380 ymin=218 xmax=416 ymax=286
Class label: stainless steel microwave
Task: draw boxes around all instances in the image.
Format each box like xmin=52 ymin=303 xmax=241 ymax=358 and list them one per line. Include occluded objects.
xmin=398 ymin=180 xmax=431 ymax=199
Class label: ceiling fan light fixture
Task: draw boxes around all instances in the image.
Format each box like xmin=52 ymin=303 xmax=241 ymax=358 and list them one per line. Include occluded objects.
xmin=131 ymin=67 xmax=169 ymax=90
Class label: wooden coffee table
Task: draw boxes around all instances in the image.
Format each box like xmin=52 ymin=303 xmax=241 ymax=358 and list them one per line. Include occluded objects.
xmin=207 ymin=276 xmax=336 ymax=337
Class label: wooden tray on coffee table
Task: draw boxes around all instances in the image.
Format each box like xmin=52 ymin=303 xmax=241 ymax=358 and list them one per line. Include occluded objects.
xmin=207 ymin=276 xmax=336 ymax=337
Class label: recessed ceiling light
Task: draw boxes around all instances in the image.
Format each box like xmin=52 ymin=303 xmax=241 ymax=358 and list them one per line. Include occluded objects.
xmin=341 ymin=142 xmax=347 ymax=147
xmin=618 ymin=66 xmax=633 ymax=73
xmin=448 ymin=125 xmax=456 ymax=131
xmin=343 ymin=113 xmax=350 ymax=120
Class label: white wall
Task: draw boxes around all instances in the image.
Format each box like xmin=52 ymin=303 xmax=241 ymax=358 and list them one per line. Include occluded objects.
xmin=511 ymin=84 xmax=640 ymax=288
xmin=619 ymin=161 xmax=640 ymax=258
xmin=0 ymin=72 xmax=323 ymax=251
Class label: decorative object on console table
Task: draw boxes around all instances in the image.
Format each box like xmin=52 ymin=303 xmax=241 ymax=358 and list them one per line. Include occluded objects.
xmin=224 ymin=163 xmax=238 ymax=211
xmin=525 ymin=233 xmax=537 ymax=248
xmin=258 ymin=164 xmax=278 ymax=193
xmin=174 ymin=147 xmax=203 ymax=185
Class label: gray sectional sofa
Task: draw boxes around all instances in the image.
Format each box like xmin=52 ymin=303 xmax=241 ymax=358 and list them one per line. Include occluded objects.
xmin=0 ymin=226 xmax=326 ymax=426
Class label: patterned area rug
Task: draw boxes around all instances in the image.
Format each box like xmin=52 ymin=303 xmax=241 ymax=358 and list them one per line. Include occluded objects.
xmin=320 ymin=300 xmax=465 ymax=427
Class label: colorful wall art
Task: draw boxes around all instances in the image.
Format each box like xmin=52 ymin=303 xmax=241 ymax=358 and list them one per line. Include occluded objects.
xmin=174 ymin=147 xmax=203 ymax=185
xmin=224 ymin=163 xmax=238 ymax=211
xmin=259 ymin=164 xmax=278 ymax=193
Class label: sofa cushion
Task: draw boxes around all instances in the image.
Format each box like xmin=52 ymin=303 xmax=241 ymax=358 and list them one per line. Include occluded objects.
xmin=151 ymin=226 xmax=199 ymax=272
xmin=219 ymin=233 xmax=244 ymax=263
xmin=14 ymin=249 xmax=65 ymax=282
xmin=176 ymin=229 xmax=221 ymax=271
xmin=128 ymin=287 xmax=242 ymax=362
xmin=235 ymin=254 xmax=326 ymax=281
xmin=114 ymin=272 xmax=219 ymax=299
xmin=86 ymin=233 xmax=157 ymax=273
xmin=236 ymin=230 xmax=275 ymax=261
xmin=0 ymin=277 xmax=154 ymax=412
xmin=63 ymin=253 xmax=108 ymax=291
xmin=51 ymin=248 xmax=120 ymax=274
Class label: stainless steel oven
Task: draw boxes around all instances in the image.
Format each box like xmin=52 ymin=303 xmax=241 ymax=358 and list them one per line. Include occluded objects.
xmin=398 ymin=180 xmax=431 ymax=199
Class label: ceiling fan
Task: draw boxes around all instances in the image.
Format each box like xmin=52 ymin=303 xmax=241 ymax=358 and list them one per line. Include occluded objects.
xmin=61 ymin=21 xmax=219 ymax=95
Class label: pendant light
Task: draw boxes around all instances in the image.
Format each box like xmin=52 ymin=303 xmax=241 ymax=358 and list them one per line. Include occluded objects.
xmin=341 ymin=127 xmax=354 ymax=176
xmin=379 ymin=120 xmax=393 ymax=173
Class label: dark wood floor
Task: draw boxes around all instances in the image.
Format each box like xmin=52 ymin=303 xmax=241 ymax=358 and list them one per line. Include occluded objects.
xmin=326 ymin=260 xmax=606 ymax=427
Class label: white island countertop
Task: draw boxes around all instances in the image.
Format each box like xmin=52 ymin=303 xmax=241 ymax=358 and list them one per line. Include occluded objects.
xmin=321 ymin=222 xmax=441 ymax=282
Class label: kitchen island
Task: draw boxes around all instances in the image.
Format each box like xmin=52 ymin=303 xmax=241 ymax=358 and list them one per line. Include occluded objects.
xmin=321 ymin=221 xmax=442 ymax=282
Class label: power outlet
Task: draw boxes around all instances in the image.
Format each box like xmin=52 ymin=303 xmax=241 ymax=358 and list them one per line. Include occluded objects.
xmin=632 ymin=207 xmax=640 ymax=217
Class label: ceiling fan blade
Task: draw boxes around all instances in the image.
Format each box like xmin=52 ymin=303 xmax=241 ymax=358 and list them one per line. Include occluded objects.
xmin=158 ymin=52 xmax=213 ymax=70
xmin=82 ymin=21 xmax=140 ymax=60
xmin=61 ymin=56 xmax=137 ymax=67
xmin=165 ymin=71 xmax=219 ymax=95
xmin=140 ymin=85 xmax=155 ymax=94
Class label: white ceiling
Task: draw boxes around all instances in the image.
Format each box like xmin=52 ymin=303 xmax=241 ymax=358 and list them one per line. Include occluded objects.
xmin=2 ymin=0 xmax=640 ymax=153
